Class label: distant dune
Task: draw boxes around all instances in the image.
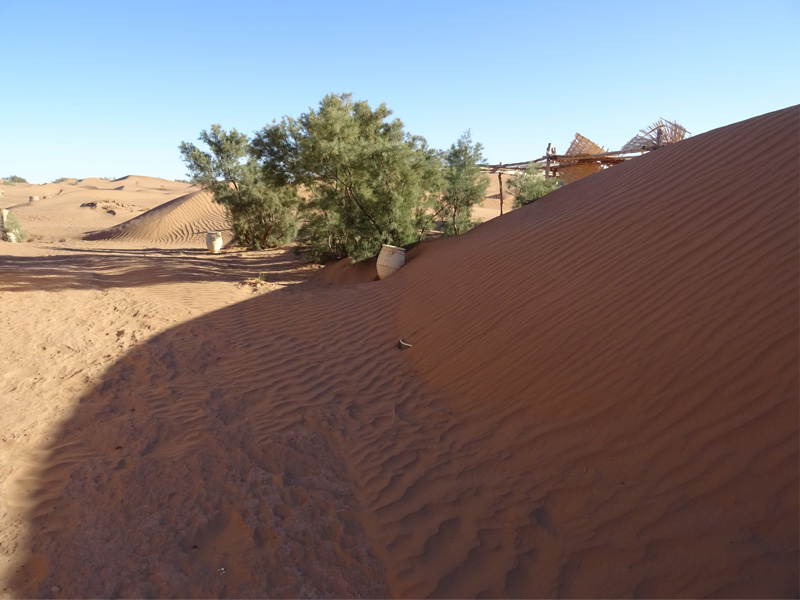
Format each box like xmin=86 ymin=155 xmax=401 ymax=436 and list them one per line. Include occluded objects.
xmin=1 ymin=106 xmax=797 ymax=598
xmin=83 ymin=189 xmax=228 ymax=246
xmin=0 ymin=176 xmax=198 ymax=244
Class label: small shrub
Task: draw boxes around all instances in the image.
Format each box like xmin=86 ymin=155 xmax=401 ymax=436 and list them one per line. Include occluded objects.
xmin=507 ymin=163 xmax=561 ymax=208
xmin=5 ymin=175 xmax=28 ymax=184
xmin=2 ymin=211 xmax=28 ymax=242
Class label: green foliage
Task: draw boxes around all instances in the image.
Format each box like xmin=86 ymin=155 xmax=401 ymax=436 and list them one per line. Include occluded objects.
xmin=180 ymin=125 xmax=298 ymax=250
xmin=52 ymin=177 xmax=70 ymax=183
xmin=507 ymin=163 xmax=561 ymax=208
xmin=5 ymin=175 xmax=27 ymax=184
xmin=437 ymin=130 xmax=488 ymax=236
xmin=2 ymin=211 xmax=28 ymax=242
xmin=252 ymin=93 xmax=443 ymax=262
xmin=226 ymin=184 xmax=298 ymax=250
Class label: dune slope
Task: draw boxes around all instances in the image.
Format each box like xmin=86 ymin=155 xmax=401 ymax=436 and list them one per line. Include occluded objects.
xmin=84 ymin=189 xmax=228 ymax=246
xmin=380 ymin=105 xmax=799 ymax=597
xmin=4 ymin=106 xmax=798 ymax=598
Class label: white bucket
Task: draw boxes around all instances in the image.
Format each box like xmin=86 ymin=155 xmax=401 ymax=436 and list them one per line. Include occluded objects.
xmin=376 ymin=244 xmax=406 ymax=279
xmin=205 ymin=231 xmax=223 ymax=253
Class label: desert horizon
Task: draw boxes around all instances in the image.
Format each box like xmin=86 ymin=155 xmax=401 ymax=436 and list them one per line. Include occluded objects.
xmin=0 ymin=105 xmax=798 ymax=598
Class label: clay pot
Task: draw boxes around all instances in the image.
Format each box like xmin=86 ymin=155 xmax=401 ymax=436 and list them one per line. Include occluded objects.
xmin=376 ymin=244 xmax=405 ymax=279
xmin=205 ymin=231 xmax=223 ymax=253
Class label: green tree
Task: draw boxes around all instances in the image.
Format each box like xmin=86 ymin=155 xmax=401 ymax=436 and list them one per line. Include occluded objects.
xmin=437 ymin=131 xmax=488 ymax=236
xmin=180 ymin=125 xmax=298 ymax=250
xmin=252 ymin=93 xmax=443 ymax=262
xmin=5 ymin=175 xmax=27 ymax=184
xmin=507 ymin=163 xmax=561 ymax=208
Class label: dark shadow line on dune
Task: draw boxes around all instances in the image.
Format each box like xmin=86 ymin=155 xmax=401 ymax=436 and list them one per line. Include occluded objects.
xmin=0 ymin=247 xmax=315 ymax=292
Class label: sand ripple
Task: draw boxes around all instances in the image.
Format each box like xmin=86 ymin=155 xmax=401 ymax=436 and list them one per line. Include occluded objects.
xmin=84 ymin=190 xmax=229 ymax=246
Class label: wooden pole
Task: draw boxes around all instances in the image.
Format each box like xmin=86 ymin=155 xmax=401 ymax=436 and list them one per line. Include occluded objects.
xmin=545 ymin=143 xmax=551 ymax=178
xmin=497 ymin=163 xmax=503 ymax=216
xmin=498 ymin=171 xmax=504 ymax=215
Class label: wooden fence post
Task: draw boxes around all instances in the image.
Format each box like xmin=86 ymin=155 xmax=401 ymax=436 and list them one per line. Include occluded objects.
xmin=498 ymin=167 xmax=504 ymax=215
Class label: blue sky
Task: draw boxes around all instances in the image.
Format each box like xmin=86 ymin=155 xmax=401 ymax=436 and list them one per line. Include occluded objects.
xmin=2 ymin=0 xmax=798 ymax=183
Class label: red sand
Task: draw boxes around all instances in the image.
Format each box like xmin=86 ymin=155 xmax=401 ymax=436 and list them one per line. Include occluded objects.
xmin=0 ymin=106 xmax=797 ymax=598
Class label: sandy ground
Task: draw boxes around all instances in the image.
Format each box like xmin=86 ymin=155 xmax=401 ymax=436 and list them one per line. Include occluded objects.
xmin=0 ymin=106 xmax=798 ymax=598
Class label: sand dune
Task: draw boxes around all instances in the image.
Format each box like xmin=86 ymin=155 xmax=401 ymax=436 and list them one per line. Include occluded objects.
xmin=111 ymin=175 xmax=183 ymax=187
xmin=71 ymin=175 xmax=184 ymax=191
xmin=380 ymin=105 xmax=799 ymax=597
xmin=1 ymin=106 xmax=797 ymax=598
xmin=84 ymin=190 xmax=229 ymax=246
xmin=1 ymin=177 xmax=198 ymax=245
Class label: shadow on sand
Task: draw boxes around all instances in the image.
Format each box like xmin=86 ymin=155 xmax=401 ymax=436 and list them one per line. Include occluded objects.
xmin=4 ymin=269 xmax=406 ymax=598
xmin=0 ymin=247 xmax=314 ymax=292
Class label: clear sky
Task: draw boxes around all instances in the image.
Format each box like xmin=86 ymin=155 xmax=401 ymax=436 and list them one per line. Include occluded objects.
xmin=2 ymin=0 xmax=798 ymax=183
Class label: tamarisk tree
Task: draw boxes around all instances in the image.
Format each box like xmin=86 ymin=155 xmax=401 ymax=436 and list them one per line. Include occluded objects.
xmin=252 ymin=93 xmax=443 ymax=262
xmin=438 ymin=131 xmax=488 ymax=235
xmin=180 ymin=125 xmax=298 ymax=249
